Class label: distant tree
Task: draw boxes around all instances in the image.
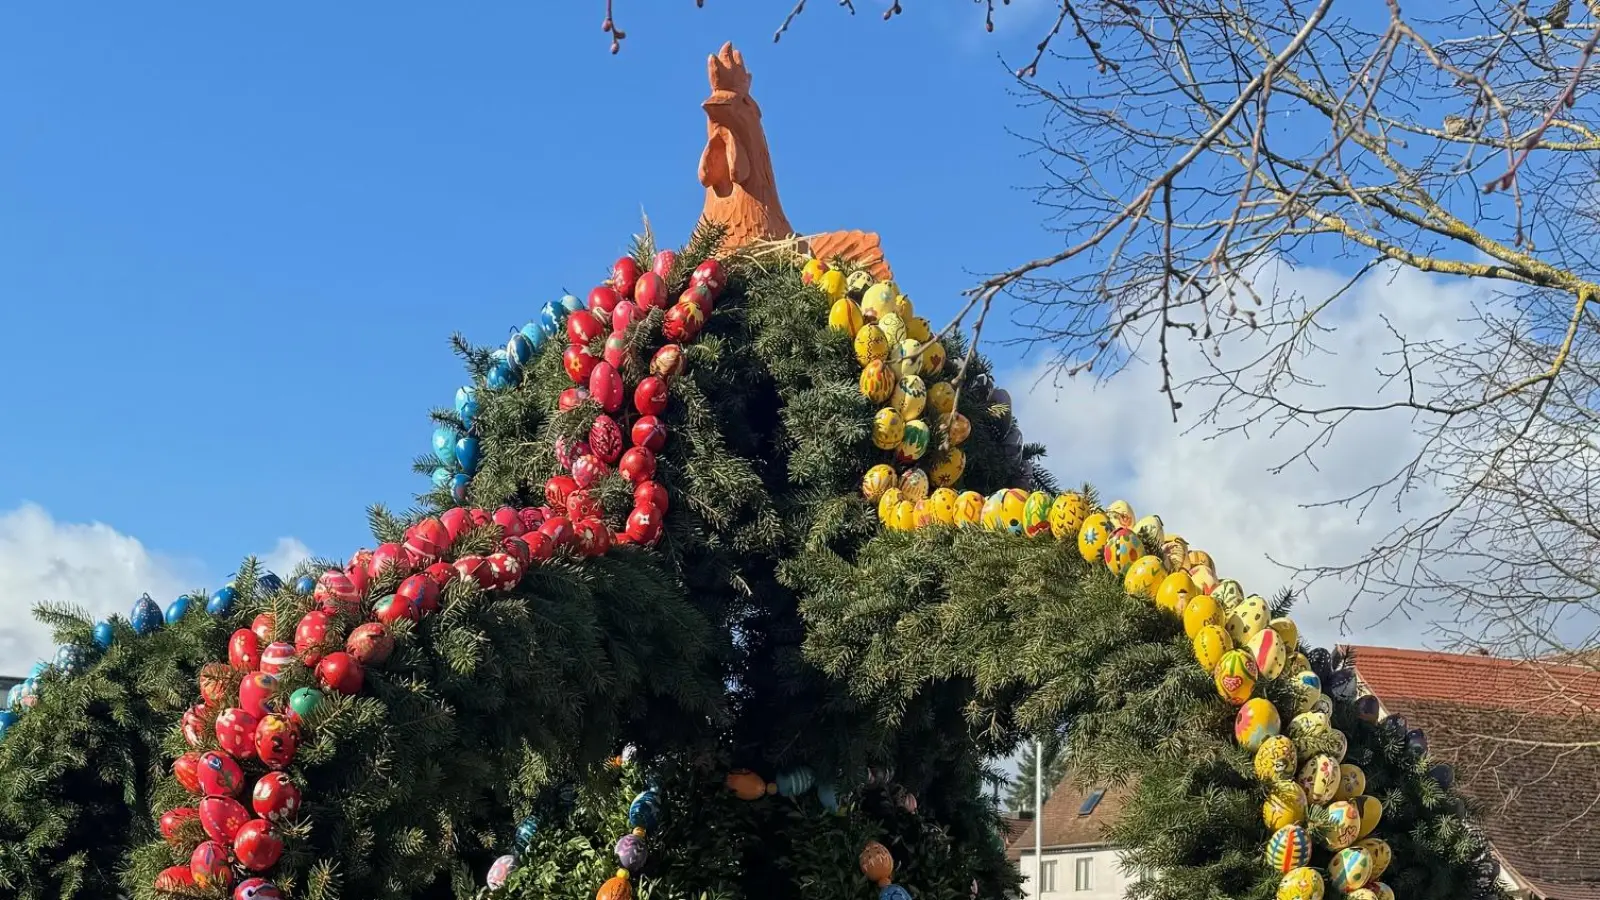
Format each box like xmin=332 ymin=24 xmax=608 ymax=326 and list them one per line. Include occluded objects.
xmin=1005 ymin=735 xmax=1068 ymax=816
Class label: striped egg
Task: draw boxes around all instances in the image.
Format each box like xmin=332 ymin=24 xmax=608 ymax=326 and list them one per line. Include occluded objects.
xmin=1328 ymin=846 xmax=1374 ymax=893
xmin=1266 ymin=824 xmax=1312 ymax=872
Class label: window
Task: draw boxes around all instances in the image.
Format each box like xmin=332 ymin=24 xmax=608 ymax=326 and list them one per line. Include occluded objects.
xmin=1074 ymin=857 xmax=1094 ymax=892
xmin=1077 ymin=788 xmax=1106 ymax=816
xmin=1039 ymin=860 xmax=1057 ymax=893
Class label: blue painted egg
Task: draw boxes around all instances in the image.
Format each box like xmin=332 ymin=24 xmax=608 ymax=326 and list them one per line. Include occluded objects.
xmin=1429 ymin=763 xmax=1453 ymax=788
xmin=55 ymin=644 xmax=86 ymax=674
xmin=880 ymin=885 xmax=912 ymax=900
xmin=5 ymin=684 xmax=23 ymax=708
xmin=520 ymin=322 xmax=546 ymax=350
xmin=628 ymin=790 xmax=660 ymax=832
xmin=432 ymin=467 xmax=453 ymax=489
xmin=257 ymin=572 xmax=284 ymax=595
xmin=165 ymin=596 xmax=190 ymax=624
xmin=513 ymin=815 xmax=538 ymax=853
xmin=28 ymin=661 xmax=49 ymax=679
xmin=455 ymin=435 xmax=481 ymax=472
xmin=15 ymin=681 xmax=38 ymax=708
xmin=486 ymin=362 xmax=515 ymax=390
xmin=0 ymin=709 xmax=15 ymax=737
xmin=131 ymin=594 xmax=163 ymax=635
xmin=293 ymin=574 xmax=316 ymax=595
xmin=560 ymin=294 xmax=583 ymax=315
xmin=816 ymin=781 xmax=839 ymax=811
xmin=776 ymin=767 xmax=815 ymax=797
xmin=92 ymin=621 xmax=114 ymax=649
xmin=455 ymin=386 xmax=479 ymax=426
xmin=1295 ymin=671 xmax=1321 ymax=691
xmin=432 ymin=426 xmax=461 ymax=465
xmin=508 ymin=332 xmax=535 ymax=367
xmin=449 ymin=473 xmax=470 ymax=503
xmin=539 ymin=301 xmax=565 ymax=331
xmin=1406 ymin=728 xmax=1428 ymax=756
xmin=208 ymin=586 xmax=238 ymax=616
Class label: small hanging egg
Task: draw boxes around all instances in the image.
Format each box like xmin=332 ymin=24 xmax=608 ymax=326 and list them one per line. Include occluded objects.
xmin=615 ymin=833 xmax=649 ymax=870
xmin=860 ymin=841 xmax=895 ymax=886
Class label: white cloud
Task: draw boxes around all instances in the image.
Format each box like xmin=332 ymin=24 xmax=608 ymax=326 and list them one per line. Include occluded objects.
xmin=0 ymin=503 xmax=202 ymax=677
xmin=259 ymin=537 xmax=313 ymax=580
xmin=1005 ymin=258 xmax=1496 ymax=651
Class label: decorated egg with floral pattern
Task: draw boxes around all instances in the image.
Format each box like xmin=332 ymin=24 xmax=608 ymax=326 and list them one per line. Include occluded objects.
xmin=1227 ymin=596 xmax=1270 ymax=645
xmin=1106 ymin=500 xmax=1135 ymax=531
xmin=1263 ymin=780 xmax=1307 ymax=831
xmin=1255 ymin=735 xmax=1299 ymax=782
xmin=1297 ymin=754 xmax=1340 ymax=804
xmin=1077 ymin=513 xmax=1112 ymax=563
xmin=1214 ymin=649 xmax=1258 ymax=706
xmin=1049 ymin=493 xmax=1088 ymax=541
xmin=215 ymin=707 xmax=260 ymax=758
xmin=190 ymin=841 xmax=233 ymax=889
xmin=899 ymin=468 xmax=930 ymax=503
xmin=1123 ymin=555 xmax=1168 ymax=598
xmin=1212 ymin=578 xmax=1244 ymax=609
xmin=896 ymin=419 xmax=931 ymax=464
xmin=930 ymin=448 xmax=966 ymax=488
xmin=1189 ymin=564 xmax=1219 ymax=595
xmin=1266 ymin=824 xmax=1312 ymax=872
xmin=862 ymin=465 xmax=896 ymax=502
xmin=1276 ymin=868 xmax=1325 ymax=900
xmin=1103 ymin=528 xmax=1144 ymax=576
xmin=860 ymin=360 xmax=896 ymax=403
xmin=1022 ymin=492 xmax=1053 ymax=538
xmin=1335 ymin=764 xmax=1366 ymax=801
xmin=1235 ymin=697 xmax=1282 ymax=750
xmin=954 ymin=491 xmax=984 ymax=527
xmin=1328 ymin=847 xmax=1374 ymax=893
xmin=1355 ymin=838 xmax=1391 ymax=879
xmin=1193 ymin=624 xmax=1232 ymax=673
xmin=873 ymin=408 xmax=905 ymax=450
xmin=892 ymin=375 xmax=927 ymax=420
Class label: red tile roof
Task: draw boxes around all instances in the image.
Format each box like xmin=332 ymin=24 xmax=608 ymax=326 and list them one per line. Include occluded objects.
xmin=1347 ymin=645 xmax=1600 ymax=715
xmin=1004 ymin=778 xmax=1132 ymax=859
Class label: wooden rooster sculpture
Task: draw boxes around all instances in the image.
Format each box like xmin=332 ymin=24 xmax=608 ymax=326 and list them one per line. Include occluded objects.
xmin=698 ymin=42 xmax=891 ymax=279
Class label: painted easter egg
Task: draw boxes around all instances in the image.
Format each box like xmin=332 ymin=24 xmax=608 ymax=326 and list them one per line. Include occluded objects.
xmin=947 ymin=411 xmax=971 ymax=445
xmin=1105 ymin=500 xmax=1135 ymax=531
xmin=215 ymin=708 xmax=260 ymax=760
xmin=1294 ymin=671 xmax=1322 ymax=692
xmin=1049 ymin=493 xmax=1088 ymax=540
xmin=161 ymin=806 xmax=200 ymax=845
xmin=1124 ymin=555 xmax=1167 ymax=598
xmin=1255 ymin=735 xmax=1299 ymax=782
xmin=235 ymin=878 xmax=284 ymax=899
xmin=1078 ymin=513 xmax=1112 ymax=563
xmin=1288 ymin=712 xmax=1332 ymax=747
xmin=1193 ymin=624 xmax=1232 ymax=673
xmin=1355 ymin=838 xmax=1391 ymax=880
xmin=896 ymin=419 xmax=931 ymax=464
xmin=1214 ymin=649 xmax=1258 ymax=706
xmin=1328 ymin=847 xmax=1374 ymax=893
xmin=1023 ymin=491 xmax=1053 ymax=538
xmin=255 ymin=714 xmax=299 ymax=770
xmin=1159 ymin=535 xmax=1188 ymax=574
xmin=1297 ymin=754 xmax=1340 ymax=804
xmin=1133 ymin=514 xmax=1164 ymax=548
xmin=190 ymin=841 xmax=234 ymax=890
xmin=861 ymin=282 xmax=897 ymax=319
xmin=1263 ymin=780 xmax=1307 ymax=831
xmin=1270 ymin=617 xmax=1300 ymax=650
xmin=1212 ymin=578 xmax=1244 ymax=609
xmin=891 ymin=500 xmax=917 ymax=532
xmin=927 ymin=488 xmax=958 ymax=526
xmin=1227 ymin=596 xmax=1270 ymax=645
xmin=878 ymin=312 xmax=909 ymax=347
xmin=1182 ymin=593 xmax=1222 ymax=637
xmin=155 ymin=865 xmax=197 ymax=892
xmin=919 ymin=340 xmax=947 ymax=377
xmin=1250 ymin=628 xmax=1287 ymax=680
xmin=1276 ymin=868 xmax=1325 ymax=900
xmin=1321 ymin=800 xmax=1362 ymax=850
xmin=860 ymin=360 xmax=896 ymax=403
xmin=1266 ymin=824 xmax=1312 ymax=872
xmin=877 ymin=488 xmax=903 ymax=524
xmin=1103 ymin=528 xmax=1144 ymax=576
xmin=1235 ymin=697 xmax=1282 ymax=751
xmin=252 ymin=772 xmax=302 ymax=823
xmin=954 ymin=491 xmax=984 ymax=527
xmin=873 ymin=408 xmax=905 ymax=450
xmin=927 ymin=380 xmax=956 ymax=416
xmin=892 ymin=338 xmax=922 ymax=379
xmin=1158 ymin=571 xmax=1198 ymax=618
xmin=862 ymin=465 xmax=896 ymax=502
xmin=929 ymin=448 xmax=966 ymax=487
xmin=893 ymin=375 xmax=927 ymax=420
xmin=830 ymin=298 xmax=864 ymax=335
xmin=854 ymin=324 xmax=889 ymax=365
xmin=899 ymin=468 xmax=930 ymax=503
xmin=199 ymin=795 xmax=251 ymax=845
xmin=229 ymin=629 xmax=262 ymax=672
xmin=1335 ymin=764 xmax=1366 ymax=801
xmin=860 ymin=840 xmax=896 ymax=884
xmin=995 ymin=489 xmax=1028 ymax=535
xmin=1353 ymin=795 xmax=1383 ymax=839
xmin=1189 ymin=565 xmax=1219 ymax=595
xmin=259 ymin=642 xmax=295 ymax=676
xmin=487 ymin=854 xmax=518 ymax=889
xmin=233 ymin=818 xmax=284 ymax=871
xmin=1356 ymin=694 xmax=1382 ymax=723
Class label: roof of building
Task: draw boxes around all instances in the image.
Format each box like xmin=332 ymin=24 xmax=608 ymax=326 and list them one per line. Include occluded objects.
xmin=1005 ymin=778 xmax=1133 ymax=859
xmin=1349 ymin=645 xmax=1600 ymax=900
xmin=0 ymin=676 xmax=21 ymax=693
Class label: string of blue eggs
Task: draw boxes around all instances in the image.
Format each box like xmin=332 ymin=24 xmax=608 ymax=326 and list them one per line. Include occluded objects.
xmin=430 ymin=297 xmax=584 ymax=503
xmin=0 ymin=571 xmax=302 ymax=742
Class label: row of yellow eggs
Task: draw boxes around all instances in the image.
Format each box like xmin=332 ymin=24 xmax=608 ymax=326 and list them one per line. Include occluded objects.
xmin=859 ymin=364 xmax=961 ymax=421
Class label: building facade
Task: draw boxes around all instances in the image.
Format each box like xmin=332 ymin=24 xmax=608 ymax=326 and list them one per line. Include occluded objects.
xmin=1007 ymin=782 xmax=1136 ymax=900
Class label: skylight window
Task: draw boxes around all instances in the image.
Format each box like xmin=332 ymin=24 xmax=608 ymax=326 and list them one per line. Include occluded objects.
xmin=1078 ymin=788 xmax=1106 ymax=816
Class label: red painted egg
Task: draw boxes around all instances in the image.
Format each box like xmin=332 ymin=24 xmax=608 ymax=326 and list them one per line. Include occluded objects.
xmin=492 ymin=506 xmax=525 ymax=537
xmin=635 ymin=481 xmax=670 ymax=514
xmin=625 ymin=505 xmax=664 ymax=546
xmin=596 ymin=277 xmax=628 ymax=312
xmin=572 ymin=454 xmax=607 ymax=489
xmin=634 ymin=376 xmax=670 ymax=416
xmin=314 ymin=569 xmax=361 ymax=616
xmin=690 ymin=258 xmax=726 ymax=295
xmin=155 ymin=865 xmax=196 ymax=891
xmin=679 ymin=284 xmax=714 ymax=316
xmin=199 ymin=795 xmax=252 ymax=845
xmin=618 ymin=447 xmax=657 ymax=485
xmin=199 ymin=663 xmax=233 ymax=705
xmin=611 ymin=299 xmax=638 ymax=335
xmin=259 ymin=642 xmax=295 ymax=676
xmin=518 ymin=506 xmax=547 ymax=531
xmin=233 ymin=819 xmax=284 ymax=871
xmin=229 ymin=629 xmax=262 ymax=672
xmin=486 ymin=551 xmax=523 ymax=590
xmin=545 ymin=475 xmax=578 ymax=510
xmin=501 ymin=535 xmax=531 ymax=566
xmin=634 ymin=271 xmax=668 ymax=309
xmin=234 ymin=877 xmax=285 ymax=900
xmin=214 ymin=707 xmax=260 ymax=759
xmin=651 ymin=344 xmax=686 ymax=379
xmin=574 ymin=518 xmax=612 ymax=557
xmin=199 ymin=751 xmax=246 ymax=799
xmin=238 ymin=672 xmax=279 ymax=720
xmin=589 ymin=415 xmax=625 ymax=463
xmin=440 ymin=506 xmax=473 ymax=543
xmin=452 ymin=554 xmax=488 ymax=588
xmin=467 ymin=506 xmax=492 ymax=528
xmin=554 ymin=435 xmax=585 ymax=470
xmin=174 ymin=752 xmax=205 ymax=794
xmin=161 ymin=806 xmax=200 ymax=845
xmin=316 ymin=651 xmax=364 ymax=696
xmin=252 ymin=772 xmax=302 ymax=823
xmin=346 ymin=622 xmax=395 ymax=666
xmin=568 ymin=309 xmax=604 ymax=346
xmin=294 ymin=610 xmax=335 ymax=665
xmin=254 ymin=714 xmax=299 ymax=770
xmin=250 ymin=613 xmax=275 ymax=644
xmin=602 ymin=334 xmax=626 ymax=368
xmin=403 ymin=517 xmax=449 ymax=563
xmin=565 ymin=489 xmax=602 ymax=522
xmin=190 ymin=840 xmax=234 ymax=890
xmin=347 ymin=547 xmax=374 ymax=579
xmin=183 ymin=704 xmax=210 ymax=748
xmin=589 ymin=360 xmax=624 ymax=413
xmin=373 ymin=592 xmax=418 ymax=625
xmin=369 ymin=542 xmax=412 ymax=579
xmin=423 ymin=561 xmax=456 ymax=589
xmin=521 ymin=531 xmax=555 ymax=562
xmin=630 ymin=416 xmax=668 ymax=452
xmin=563 ymin=345 xmax=599 ymax=385
xmin=397 ymin=573 xmax=440 ymax=615
xmin=662 ymin=300 xmax=704 ymax=342
xmin=557 ymin=386 xmax=590 ymax=411
xmin=652 ymin=249 xmax=677 ymax=280
xmin=538 ymin=516 xmax=574 ymax=550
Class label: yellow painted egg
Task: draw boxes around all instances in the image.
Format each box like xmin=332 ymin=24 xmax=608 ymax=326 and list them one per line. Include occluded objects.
xmin=947 ymin=411 xmax=971 ymax=446
xmin=1160 ymin=535 xmax=1189 ymax=574
xmin=877 ymin=487 xmax=903 ymax=524
xmin=1103 ymin=528 xmax=1144 ymax=576
xmin=899 ymin=468 xmax=930 ymax=503
xmin=927 ymin=488 xmax=958 ymax=526
xmin=1288 ymin=686 xmax=1326 ymax=717
xmin=1227 ymin=596 xmax=1269 ymax=645
xmin=1134 ymin=514 xmax=1165 ymax=547
xmin=907 ymin=314 xmax=932 ymax=342
xmin=891 ymin=293 xmax=913 ymax=321
xmin=1106 ymin=500 xmax=1135 ymax=531
xmin=1214 ymin=649 xmax=1258 ymax=706
xmin=862 ymin=464 xmax=896 ymax=502
xmin=1297 ymin=754 xmax=1340 ymax=804
xmin=1305 ymin=726 xmax=1348 ymax=764
xmin=954 ymin=491 xmax=984 ymax=527
xmin=860 ymin=281 xmax=897 ymax=319
xmin=1321 ymin=800 xmax=1361 ymax=850
xmin=1277 ymin=867 xmax=1325 ymax=900
xmin=854 ymin=324 xmax=889 ymax=365
xmin=1189 ymin=565 xmax=1218 ymax=596
xmin=1285 ymin=652 xmax=1311 ymax=677
xmin=1187 ymin=549 xmax=1215 ymax=570
xmin=819 ymin=269 xmax=848 ymax=300
xmin=1235 ymin=697 xmax=1282 ymax=750
xmin=1263 ymin=781 xmax=1307 ymax=831
xmin=996 ymin=489 xmax=1028 ymax=535
xmin=877 ymin=312 xmax=908 ymax=347
xmin=1270 ymin=617 xmax=1300 ymax=650
xmin=1023 ymin=491 xmax=1054 ymax=538
xmin=1181 ymin=593 xmax=1222 ymax=636
xmin=1327 ymin=847 xmax=1374 ymax=894
xmin=1313 ymin=694 xmax=1334 ymax=718
xmin=1288 ymin=711 xmax=1332 ymax=745
xmin=980 ymin=492 xmax=1002 ymax=530
xmin=892 ymin=500 xmax=918 ymax=532
xmin=1255 ymin=735 xmax=1299 ymax=782
xmin=1266 ymin=824 xmax=1312 ymax=873
xmin=927 ymin=381 xmax=956 ymax=416
xmin=892 ymin=339 xmax=922 ymax=379
xmin=1249 ymin=628 xmax=1287 ymax=680
xmin=1355 ymin=839 xmax=1390 ymax=880
xmin=1078 ymin=513 xmax=1112 ymax=563
xmin=893 ymin=375 xmax=927 ymax=420
xmin=847 ymin=270 xmax=875 ymax=297
xmin=896 ymin=419 xmax=931 ymax=464
xmin=1048 ymin=493 xmax=1089 ymax=541
xmin=1124 ymin=555 xmax=1168 ymax=598
xmin=1370 ymin=885 xmax=1394 ymax=900
xmin=828 ymin=298 xmax=865 ymax=335
xmin=860 ymin=359 xmax=896 ymax=403
xmin=912 ymin=500 xmax=936 ymax=529
xmin=1353 ymin=795 xmax=1383 ymax=839
xmin=872 ymin=408 xmax=905 ymax=450
xmin=1347 ymin=890 xmax=1378 ymax=900
xmin=929 ymin=448 xmax=966 ymax=488
xmin=1193 ymin=624 xmax=1232 ymax=673
xmin=1335 ymin=764 xmax=1366 ymax=801
xmin=1155 ymin=570 xmax=1195 ymax=617
xmin=801 ymin=257 xmax=828 ymax=285
xmin=920 ymin=340 xmax=947 ymax=377
xmin=1212 ymin=579 xmax=1244 ymax=609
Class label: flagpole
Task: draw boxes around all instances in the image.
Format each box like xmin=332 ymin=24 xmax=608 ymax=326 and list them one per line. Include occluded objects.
xmin=1034 ymin=738 xmax=1043 ymax=896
